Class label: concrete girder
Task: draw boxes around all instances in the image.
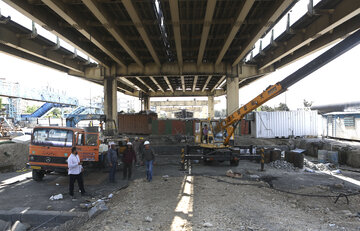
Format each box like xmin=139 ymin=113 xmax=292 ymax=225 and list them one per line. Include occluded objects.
xmin=192 ymin=75 xmax=198 ymax=92
xmin=126 ymin=77 xmax=148 ymax=93
xmin=82 ymin=0 xmax=143 ymax=68
xmin=151 ymin=100 xmax=220 ymax=106
xmin=215 ymin=0 xmax=255 ymax=65
xmin=117 ymin=81 xmax=135 ymax=94
xmin=0 ymin=25 xmax=84 ymax=73
xmin=164 ymin=76 xmax=174 ymax=92
xmin=149 ymin=89 xmax=224 ymax=98
xmin=169 ymin=0 xmax=183 ymax=69
xmin=2 ymin=0 xmax=109 ymax=67
xmin=0 ymin=43 xmax=68 ymax=73
xmin=115 ymin=62 xmax=239 ymax=77
xmin=121 ymin=0 xmax=160 ymax=66
xmin=149 ymin=76 xmax=165 ymax=93
xmin=41 ymin=0 xmax=126 ymax=67
xmin=202 ymin=75 xmax=212 ymax=92
xmin=197 ymin=0 xmax=217 ymax=65
xmin=238 ymin=64 xmax=274 ymax=80
xmin=117 ymin=77 xmax=141 ymax=93
xmin=181 ymin=76 xmax=185 ymax=92
xmin=275 ymin=15 xmax=360 ymax=69
xmin=259 ymin=0 xmax=360 ymax=70
xmin=232 ymin=0 xmax=294 ymax=66
xmin=136 ymin=77 xmax=156 ymax=93
xmin=210 ymin=75 xmax=226 ymax=92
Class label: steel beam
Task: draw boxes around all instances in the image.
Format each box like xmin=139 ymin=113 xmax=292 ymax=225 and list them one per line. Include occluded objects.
xmin=192 ymin=75 xmax=198 ymax=92
xmin=2 ymin=0 xmax=109 ymax=66
xmin=136 ymin=77 xmax=156 ymax=92
xmin=169 ymin=0 xmax=183 ymax=69
xmin=41 ymin=0 xmax=125 ymax=67
xmin=210 ymin=75 xmax=226 ymax=92
xmin=122 ymin=0 xmax=160 ymax=66
xmin=275 ymin=15 xmax=360 ymax=69
xmin=149 ymin=76 xmax=165 ymax=93
xmin=151 ymin=100 xmax=220 ymax=106
xmin=197 ymin=0 xmax=217 ymax=65
xmin=216 ymin=0 xmax=255 ymax=65
xmin=260 ymin=0 xmax=360 ymax=70
xmin=164 ymin=76 xmax=174 ymax=93
xmin=83 ymin=0 xmax=143 ymax=67
xmin=149 ymin=89 xmax=224 ymax=97
xmin=0 ymin=24 xmax=84 ymax=73
xmin=181 ymin=76 xmax=185 ymax=92
xmin=232 ymin=0 xmax=294 ymax=66
xmin=202 ymin=75 xmax=212 ymax=92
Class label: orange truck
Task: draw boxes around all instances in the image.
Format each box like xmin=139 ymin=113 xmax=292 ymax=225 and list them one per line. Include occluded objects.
xmin=29 ymin=126 xmax=101 ymax=181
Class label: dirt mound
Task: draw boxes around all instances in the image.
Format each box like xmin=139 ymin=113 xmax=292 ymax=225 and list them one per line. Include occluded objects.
xmin=0 ymin=142 xmax=29 ymax=172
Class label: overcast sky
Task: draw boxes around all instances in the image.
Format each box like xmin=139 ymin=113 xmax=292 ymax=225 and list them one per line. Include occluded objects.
xmin=0 ymin=0 xmax=359 ymax=112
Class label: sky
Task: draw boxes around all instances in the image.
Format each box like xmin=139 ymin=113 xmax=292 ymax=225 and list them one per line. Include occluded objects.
xmin=0 ymin=0 xmax=359 ymax=113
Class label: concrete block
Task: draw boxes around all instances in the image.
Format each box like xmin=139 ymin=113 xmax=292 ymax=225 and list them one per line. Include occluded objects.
xmin=88 ymin=201 xmax=108 ymax=219
xmin=11 ymin=220 xmax=31 ymax=231
xmin=346 ymin=150 xmax=360 ymax=168
xmin=0 ymin=219 xmax=11 ymax=231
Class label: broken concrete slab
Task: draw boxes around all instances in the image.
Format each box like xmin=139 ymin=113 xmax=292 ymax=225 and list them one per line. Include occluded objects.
xmin=0 ymin=219 xmax=11 ymax=231
xmin=88 ymin=201 xmax=108 ymax=219
xmin=10 ymin=220 xmax=31 ymax=231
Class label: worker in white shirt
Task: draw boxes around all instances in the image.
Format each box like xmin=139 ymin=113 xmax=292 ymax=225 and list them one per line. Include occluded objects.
xmin=67 ymin=146 xmax=86 ymax=198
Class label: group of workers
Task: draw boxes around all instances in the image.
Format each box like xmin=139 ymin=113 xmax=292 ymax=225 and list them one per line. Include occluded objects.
xmin=67 ymin=137 xmax=155 ymax=199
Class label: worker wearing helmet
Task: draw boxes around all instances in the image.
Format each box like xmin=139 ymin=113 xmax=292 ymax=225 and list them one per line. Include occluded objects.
xmin=133 ymin=137 xmax=142 ymax=166
xmin=141 ymin=141 xmax=155 ymax=182
xmin=122 ymin=142 xmax=137 ymax=180
xmin=107 ymin=142 xmax=118 ymax=183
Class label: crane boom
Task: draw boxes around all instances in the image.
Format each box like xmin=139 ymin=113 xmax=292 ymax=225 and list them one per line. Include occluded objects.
xmin=220 ymin=29 xmax=360 ymax=145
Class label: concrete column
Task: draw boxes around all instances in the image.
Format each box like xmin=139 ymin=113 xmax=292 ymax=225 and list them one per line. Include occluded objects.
xmin=104 ymin=76 xmax=117 ymax=132
xmin=207 ymin=95 xmax=214 ymax=118
xmin=226 ymin=76 xmax=239 ymax=115
xmin=143 ymin=95 xmax=150 ymax=111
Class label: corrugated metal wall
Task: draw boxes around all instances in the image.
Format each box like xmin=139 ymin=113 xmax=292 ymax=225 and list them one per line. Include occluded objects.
xmin=253 ymin=111 xmax=319 ymax=138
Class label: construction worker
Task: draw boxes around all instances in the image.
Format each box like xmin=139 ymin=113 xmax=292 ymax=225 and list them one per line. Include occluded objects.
xmin=67 ymin=146 xmax=85 ymax=198
xmin=122 ymin=142 xmax=137 ymax=180
xmin=202 ymin=124 xmax=209 ymax=143
xmin=107 ymin=142 xmax=118 ymax=183
xmin=141 ymin=141 xmax=155 ymax=182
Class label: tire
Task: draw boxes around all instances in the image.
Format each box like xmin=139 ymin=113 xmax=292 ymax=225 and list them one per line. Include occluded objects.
xmin=32 ymin=169 xmax=45 ymax=181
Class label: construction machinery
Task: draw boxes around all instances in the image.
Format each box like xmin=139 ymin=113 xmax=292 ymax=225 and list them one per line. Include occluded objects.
xmin=183 ymin=29 xmax=360 ymax=167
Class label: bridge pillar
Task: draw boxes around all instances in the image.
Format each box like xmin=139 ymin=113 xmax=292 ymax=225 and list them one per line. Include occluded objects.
xmin=226 ymin=76 xmax=239 ymax=115
xmin=104 ymin=76 xmax=118 ymax=132
xmin=143 ymin=95 xmax=150 ymax=111
xmin=208 ymin=96 xmax=215 ymax=118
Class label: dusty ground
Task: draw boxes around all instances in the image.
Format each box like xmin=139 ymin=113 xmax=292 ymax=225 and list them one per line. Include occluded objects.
xmin=77 ymin=160 xmax=360 ymax=231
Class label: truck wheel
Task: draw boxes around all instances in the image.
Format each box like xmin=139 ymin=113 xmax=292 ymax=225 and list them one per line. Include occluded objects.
xmin=230 ymin=159 xmax=239 ymax=166
xmin=32 ymin=169 xmax=45 ymax=181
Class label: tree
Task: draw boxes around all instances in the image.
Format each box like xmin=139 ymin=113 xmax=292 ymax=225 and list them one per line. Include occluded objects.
xmin=275 ymin=103 xmax=290 ymax=111
xmin=47 ymin=108 xmax=62 ymax=118
xmin=24 ymin=105 xmax=40 ymax=114
xmin=259 ymin=105 xmax=275 ymax=112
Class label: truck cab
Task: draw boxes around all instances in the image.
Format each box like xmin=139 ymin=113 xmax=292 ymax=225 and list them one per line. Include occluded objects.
xmin=29 ymin=126 xmax=100 ymax=181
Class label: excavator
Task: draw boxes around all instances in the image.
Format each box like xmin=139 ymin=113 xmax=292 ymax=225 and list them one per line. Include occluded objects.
xmin=184 ymin=29 xmax=360 ymax=166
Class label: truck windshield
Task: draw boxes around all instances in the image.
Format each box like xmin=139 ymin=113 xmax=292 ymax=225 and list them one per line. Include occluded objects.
xmin=32 ymin=128 xmax=73 ymax=147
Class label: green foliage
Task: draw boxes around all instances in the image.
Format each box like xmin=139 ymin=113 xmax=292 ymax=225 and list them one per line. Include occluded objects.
xmin=303 ymin=99 xmax=313 ymax=110
xmin=259 ymin=105 xmax=275 ymax=112
xmin=214 ymin=109 xmax=226 ymax=117
xmin=47 ymin=108 xmax=62 ymax=118
xmin=0 ymin=98 xmax=2 ymax=109
xmin=25 ymin=105 xmax=40 ymax=114
xmin=275 ymin=103 xmax=290 ymax=111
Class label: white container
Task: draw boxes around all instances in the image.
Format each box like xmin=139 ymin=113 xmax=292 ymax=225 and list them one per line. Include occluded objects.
xmin=253 ymin=110 xmax=319 ymax=138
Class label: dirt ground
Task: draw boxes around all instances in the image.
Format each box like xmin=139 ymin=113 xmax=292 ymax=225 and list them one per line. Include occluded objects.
xmin=76 ymin=160 xmax=360 ymax=231
xmin=0 ymin=141 xmax=29 ymax=172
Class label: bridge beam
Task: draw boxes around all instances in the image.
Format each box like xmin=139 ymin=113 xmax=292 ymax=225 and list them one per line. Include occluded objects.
xmin=169 ymin=0 xmax=183 ymax=70
xmin=149 ymin=89 xmax=224 ymax=98
xmin=260 ymin=0 xmax=360 ymax=70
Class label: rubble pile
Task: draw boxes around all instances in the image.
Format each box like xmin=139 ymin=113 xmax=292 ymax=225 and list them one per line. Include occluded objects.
xmin=304 ymin=159 xmax=337 ymax=172
xmin=269 ymin=160 xmax=296 ymax=171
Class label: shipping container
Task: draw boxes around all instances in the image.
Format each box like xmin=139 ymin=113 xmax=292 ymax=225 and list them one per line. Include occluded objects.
xmin=151 ymin=119 xmax=196 ymax=136
xmin=252 ymin=110 xmax=319 ymax=138
xmin=118 ymin=113 xmax=157 ymax=134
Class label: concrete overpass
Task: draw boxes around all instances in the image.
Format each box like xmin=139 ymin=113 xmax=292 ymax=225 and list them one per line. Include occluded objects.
xmin=0 ymin=0 xmax=359 ymax=126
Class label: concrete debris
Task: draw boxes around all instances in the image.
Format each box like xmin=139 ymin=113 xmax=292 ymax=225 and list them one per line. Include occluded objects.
xmin=0 ymin=219 xmax=11 ymax=231
xmin=46 ymin=205 xmax=53 ymax=210
xmin=249 ymin=175 xmax=260 ymax=180
xmin=304 ymin=167 xmax=315 ymax=173
xmin=304 ymin=159 xmax=337 ymax=172
xmin=88 ymin=200 xmax=108 ymax=218
xmin=334 ymin=183 xmax=344 ymax=189
xmin=269 ymin=160 xmax=296 ymax=171
xmin=108 ymin=193 xmax=113 ymax=199
xmin=49 ymin=194 xmax=63 ymax=200
xmin=203 ymin=222 xmax=213 ymax=227
xmin=10 ymin=220 xmax=31 ymax=231
xmin=80 ymin=203 xmax=92 ymax=209
xmin=162 ymin=175 xmax=169 ymax=181
xmin=226 ymin=169 xmax=242 ymax=178
xmin=145 ymin=216 xmax=153 ymax=222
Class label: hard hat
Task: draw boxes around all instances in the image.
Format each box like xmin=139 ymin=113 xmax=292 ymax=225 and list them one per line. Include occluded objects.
xmin=109 ymin=142 xmax=115 ymax=145
xmin=144 ymin=141 xmax=150 ymax=145
xmin=127 ymin=142 xmax=132 ymax=145
xmin=135 ymin=137 xmax=139 ymax=140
